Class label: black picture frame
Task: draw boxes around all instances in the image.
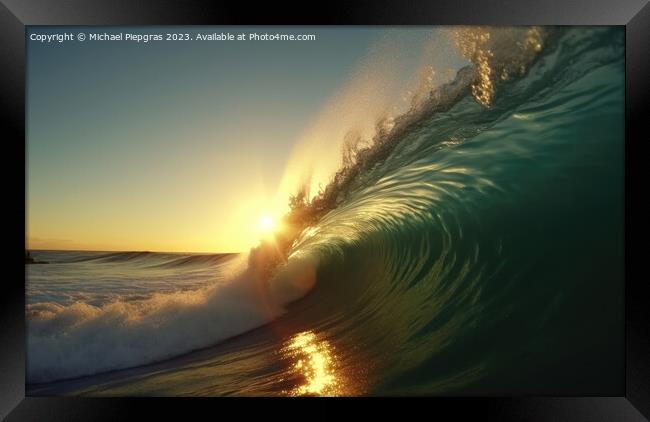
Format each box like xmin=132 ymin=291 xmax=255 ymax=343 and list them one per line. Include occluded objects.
xmin=2 ymin=0 xmax=647 ymax=419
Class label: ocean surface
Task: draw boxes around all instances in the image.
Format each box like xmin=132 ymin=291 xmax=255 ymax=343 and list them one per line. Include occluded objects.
xmin=26 ymin=26 xmax=624 ymax=396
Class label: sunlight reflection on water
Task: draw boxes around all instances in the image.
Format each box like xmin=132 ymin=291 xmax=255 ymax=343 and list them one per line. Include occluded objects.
xmin=281 ymin=331 xmax=348 ymax=396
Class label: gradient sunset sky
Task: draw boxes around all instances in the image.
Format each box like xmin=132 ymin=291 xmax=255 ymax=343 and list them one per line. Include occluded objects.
xmin=27 ymin=26 xmax=467 ymax=253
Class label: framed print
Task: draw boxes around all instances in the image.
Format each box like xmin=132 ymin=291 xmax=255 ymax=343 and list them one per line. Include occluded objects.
xmin=1 ymin=0 xmax=648 ymax=419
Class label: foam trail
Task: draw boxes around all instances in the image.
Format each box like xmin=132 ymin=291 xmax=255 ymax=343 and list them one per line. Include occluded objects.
xmin=27 ymin=250 xmax=315 ymax=383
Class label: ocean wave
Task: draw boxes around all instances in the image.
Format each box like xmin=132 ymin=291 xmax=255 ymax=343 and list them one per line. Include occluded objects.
xmin=27 ymin=248 xmax=319 ymax=383
xmin=26 ymin=27 xmax=624 ymax=391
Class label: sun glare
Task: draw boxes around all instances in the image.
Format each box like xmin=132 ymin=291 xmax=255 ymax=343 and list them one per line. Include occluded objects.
xmin=258 ymin=214 xmax=276 ymax=235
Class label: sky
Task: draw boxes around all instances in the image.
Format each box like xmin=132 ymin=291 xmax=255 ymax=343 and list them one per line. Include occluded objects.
xmin=27 ymin=26 xmax=467 ymax=253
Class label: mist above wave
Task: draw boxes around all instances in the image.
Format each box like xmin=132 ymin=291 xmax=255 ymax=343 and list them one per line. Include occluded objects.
xmin=269 ymin=27 xmax=547 ymax=263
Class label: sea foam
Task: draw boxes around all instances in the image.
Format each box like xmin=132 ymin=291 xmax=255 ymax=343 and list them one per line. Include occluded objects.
xmin=27 ymin=248 xmax=317 ymax=384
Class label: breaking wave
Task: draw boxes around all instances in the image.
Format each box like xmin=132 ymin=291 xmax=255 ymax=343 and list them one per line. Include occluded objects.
xmin=26 ymin=26 xmax=624 ymax=392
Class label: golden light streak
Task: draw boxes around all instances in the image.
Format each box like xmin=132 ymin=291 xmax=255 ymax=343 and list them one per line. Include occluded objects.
xmin=282 ymin=331 xmax=344 ymax=396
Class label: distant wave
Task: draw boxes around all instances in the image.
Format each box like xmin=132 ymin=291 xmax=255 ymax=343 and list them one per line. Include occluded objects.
xmin=35 ymin=250 xmax=237 ymax=268
xmin=147 ymin=253 xmax=237 ymax=269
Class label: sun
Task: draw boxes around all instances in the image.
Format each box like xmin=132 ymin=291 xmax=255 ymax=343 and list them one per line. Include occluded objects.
xmin=258 ymin=214 xmax=276 ymax=235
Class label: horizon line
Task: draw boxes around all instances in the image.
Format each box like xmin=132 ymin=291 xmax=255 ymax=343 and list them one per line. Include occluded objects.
xmin=25 ymin=247 xmax=244 ymax=255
